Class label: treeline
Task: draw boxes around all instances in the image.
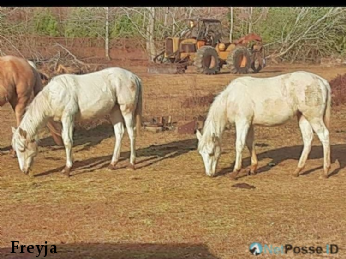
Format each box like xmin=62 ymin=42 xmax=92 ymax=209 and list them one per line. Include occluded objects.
xmin=0 ymin=7 xmax=345 ymax=63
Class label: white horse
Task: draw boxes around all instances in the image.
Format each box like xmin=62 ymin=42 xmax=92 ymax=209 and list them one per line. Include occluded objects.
xmin=11 ymin=67 xmax=142 ymax=177
xmin=196 ymin=71 xmax=332 ymax=179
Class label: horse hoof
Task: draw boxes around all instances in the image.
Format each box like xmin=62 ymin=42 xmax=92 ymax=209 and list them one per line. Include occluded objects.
xmin=107 ymin=163 xmax=117 ymax=170
xmin=244 ymin=168 xmax=251 ymax=175
xmin=61 ymin=167 xmax=71 ymax=177
xmin=292 ymin=170 xmax=300 ymax=177
xmin=322 ymin=174 xmax=329 ymax=179
xmin=11 ymin=151 xmax=17 ymax=158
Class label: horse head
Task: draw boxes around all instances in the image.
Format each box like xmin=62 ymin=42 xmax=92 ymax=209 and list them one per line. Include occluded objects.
xmin=196 ymin=129 xmax=222 ymax=177
xmin=11 ymin=127 xmax=38 ymax=175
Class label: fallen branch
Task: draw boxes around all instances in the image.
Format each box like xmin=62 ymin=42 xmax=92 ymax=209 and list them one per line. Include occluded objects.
xmin=53 ymin=43 xmax=88 ymax=67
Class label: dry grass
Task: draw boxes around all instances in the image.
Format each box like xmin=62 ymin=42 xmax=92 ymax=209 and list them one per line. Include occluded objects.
xmin=329 ymin=73 xmax=346 ymax=106
xmin=1 ymin=64 xmax=346 ymax=258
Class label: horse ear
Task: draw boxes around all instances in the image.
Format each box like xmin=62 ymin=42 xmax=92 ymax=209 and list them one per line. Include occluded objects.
xmin=18 ymin=127 xmax=27 ymax=139
xmin=196 ymin=129 xmax=202 ymax=141
xmin=12 ymin=127 xmax=16 ymax=134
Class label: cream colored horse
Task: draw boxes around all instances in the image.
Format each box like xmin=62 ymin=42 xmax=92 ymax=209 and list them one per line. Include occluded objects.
xmin=196 ymin=71 xmax=331 ymax=179
xmin=12 ymin=67 xmax=142 ymax=177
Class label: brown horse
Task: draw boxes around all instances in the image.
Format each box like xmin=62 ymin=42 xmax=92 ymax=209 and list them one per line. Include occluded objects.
xmin=0 ymin=55 xmax=63 ymax=153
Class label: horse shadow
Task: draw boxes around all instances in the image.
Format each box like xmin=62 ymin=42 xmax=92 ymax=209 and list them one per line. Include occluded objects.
xmin=9 ymin=121 xmax=346 ymax=178
xmin=36 ymin=134 xmax=198 ymax=177
xmin=0 ymin=123 xmax=113 ymax=153
xmin=38 ymin=123 xmax=114 ymax=151
xmin=0 ymin=242 xmax=221 ymax=259
xmin=217 ymin=144 xmax=346 ymax=178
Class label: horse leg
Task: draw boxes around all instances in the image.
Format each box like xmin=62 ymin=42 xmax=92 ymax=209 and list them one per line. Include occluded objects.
xmin=308 ymin=118 xmax=331 ymax=178
xmin=61 ymin=115 xmax=74 ymax=177
xmin=245 ymin=125 xmax=258 ymax=175
xmin=121 ymin=110 xmax=136 ymax=170
xmin=293 ymin=114 xmax=313 ymax=177
xmin=231 ymin=120 xmax=250 ymax=179
xmin=108 ymin=106 xmax=125 ymax=170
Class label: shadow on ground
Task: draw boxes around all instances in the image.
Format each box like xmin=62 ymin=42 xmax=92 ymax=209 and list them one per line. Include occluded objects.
xmin=0 ymin=123 xmax=113 ymax=153
xmin=218 ymin=144 xmax=346 ymax=178
xmin=0 ymin=242 xmax=220 ymax=259
xmin=36 ymin=137 xmax=198 ymax=177
xmin=5 ymin=123 xmax=345 ymax=178
xmin=40 ymin=123 xmax=115 ymax=151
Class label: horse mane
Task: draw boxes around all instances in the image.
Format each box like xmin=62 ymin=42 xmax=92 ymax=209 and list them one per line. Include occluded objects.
xmin=21 ymin=88 xmax=51 ymax=139
xmin=198 ymin=89 xmax=229 ymax=149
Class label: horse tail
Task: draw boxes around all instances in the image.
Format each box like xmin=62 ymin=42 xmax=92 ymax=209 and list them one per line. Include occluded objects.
xmin=30 ymin=63 xmax=44 ymax=97
xmin=134 ymin=76 xmax=142 ymax=136
xmin=324 ymin=80 xmax=331 ymax=130
xmin=27 ymin=60 xmax=37 ymax=70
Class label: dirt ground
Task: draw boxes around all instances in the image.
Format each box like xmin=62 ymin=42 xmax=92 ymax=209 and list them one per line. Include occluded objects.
xmin=1 ymin=64 xmax=346 ymax=258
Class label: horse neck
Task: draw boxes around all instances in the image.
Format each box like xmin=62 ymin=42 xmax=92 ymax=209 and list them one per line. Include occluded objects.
xmin=20 ymin=91 xmax=50 ymax=140
xmin=202 ymin=91 xmax=228 ymax=140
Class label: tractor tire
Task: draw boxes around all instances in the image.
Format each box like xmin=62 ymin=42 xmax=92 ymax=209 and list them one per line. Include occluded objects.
xmin=226 ymin=46 xmax=251 ymax=74
xmin=194 ymin=46 xmax=220 ymax=75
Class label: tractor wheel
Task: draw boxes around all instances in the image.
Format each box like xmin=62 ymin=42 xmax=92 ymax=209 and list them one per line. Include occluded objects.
xmin=226 ymin=46 xmax=251 ymax=74
xmin=194 ymin=46 xmax=220 ymax=75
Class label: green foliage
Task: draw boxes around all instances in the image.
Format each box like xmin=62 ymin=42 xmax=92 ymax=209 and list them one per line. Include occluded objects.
xmin=0 ymin=7 xmax=345 ymax=61
xmin=226 ymin=7 xmax=346 ymax=61
xmin=33 ymin=9 xmax=60 ymax=36
xmin=252 ymin=8 xmax=297 ymax=44
xmin=110 ymin=15 xmax=140 ymax=38
xmin=64 ymin=8 xmax=104 ymax=38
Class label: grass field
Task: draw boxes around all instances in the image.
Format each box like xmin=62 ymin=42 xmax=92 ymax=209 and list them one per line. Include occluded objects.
xmin=1 ymin=64 xmax=345 ymax=258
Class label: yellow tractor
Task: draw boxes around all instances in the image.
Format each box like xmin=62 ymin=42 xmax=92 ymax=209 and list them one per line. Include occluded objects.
xmin=148 ymin=18 xmax=265 ymax=74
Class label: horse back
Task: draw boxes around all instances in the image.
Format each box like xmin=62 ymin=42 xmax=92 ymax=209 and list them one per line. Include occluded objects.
xmin=227 ymin=71 xmax=330 ymax=126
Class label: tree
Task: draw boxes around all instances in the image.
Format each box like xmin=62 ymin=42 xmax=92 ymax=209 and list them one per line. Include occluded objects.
xmin=105 ymin=7 xmax=110 ymax=60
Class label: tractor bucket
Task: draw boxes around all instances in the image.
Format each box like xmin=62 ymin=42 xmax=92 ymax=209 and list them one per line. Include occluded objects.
xmin=148 ymin=62 xmax=187 ymax=74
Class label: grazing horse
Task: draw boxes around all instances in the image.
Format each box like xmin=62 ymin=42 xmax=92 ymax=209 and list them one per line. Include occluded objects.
xmin=196 ymin=71 xmax=332 ymax=179
xmin=0 ymin=55 xmax=63 ymax=152
xmin=12 ymin=67 xmax=142 ymax=177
